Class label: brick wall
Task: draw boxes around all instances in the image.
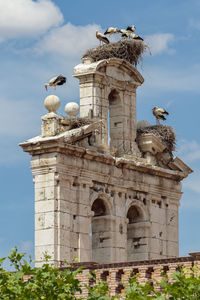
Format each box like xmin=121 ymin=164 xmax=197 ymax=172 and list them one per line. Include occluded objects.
xmin=74 ymin=254 xmax=200 ymax=298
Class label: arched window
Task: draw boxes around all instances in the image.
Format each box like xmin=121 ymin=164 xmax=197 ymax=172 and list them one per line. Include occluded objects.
xmin=91 ymin=198 xmax=113 ymax=262
xmin=127 ymin=205 xmax=148 ymax=261
xmin=108 ymin=89 xmax=123 ymax=152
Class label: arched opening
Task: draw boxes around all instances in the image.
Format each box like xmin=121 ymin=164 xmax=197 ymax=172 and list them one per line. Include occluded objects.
xmin=92 ymin=199 xmax=107 ymax=217
xmin=127 ymin=205 xmax=148 ymax=261
xmin=108 ymin=89 xmax=123 ymax=152
xmin=127 ymin=206 xmax=142 ymax=224
xmin=91 ymin=198 xmax=113 ymax=262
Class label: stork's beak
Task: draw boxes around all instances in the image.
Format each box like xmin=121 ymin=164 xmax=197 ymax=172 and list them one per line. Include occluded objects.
xmin=44 ymin=84 xmax=48 ymax=91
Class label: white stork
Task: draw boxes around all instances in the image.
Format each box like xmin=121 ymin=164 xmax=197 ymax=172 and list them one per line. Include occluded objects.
xmin=44 ymin=74 xmax=67 ymax=91
xmin=104 ymin=27 xmax=120 ymax=35
xmin=119 ymin=29 xmax=129 ymax=39
xmin=126 ymin=25 xmax=136 ymax=33
xmin=129 ymin=33 xmax=144 ymax=41
xmin=96 ymin=31 xmax=109 ymax=45
xmin=152 ymin=107 xmax=169 ymax=125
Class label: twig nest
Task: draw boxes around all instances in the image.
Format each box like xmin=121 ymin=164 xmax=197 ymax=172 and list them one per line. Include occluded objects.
xmin=44 ymin=95 xmax=60 ymax=112
xmin=65 ymin=102 xmax=79 ymax=117
xmin=83 ymin=40 xmax=148 ymax=66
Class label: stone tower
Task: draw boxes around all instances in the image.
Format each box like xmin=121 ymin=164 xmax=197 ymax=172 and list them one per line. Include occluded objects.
xmin=20 ymin=57 xmax=192 ymax=267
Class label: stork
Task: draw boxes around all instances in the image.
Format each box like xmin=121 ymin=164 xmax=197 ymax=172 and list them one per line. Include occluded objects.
xmin=96 ymin=31 xmax=109 ymax=45
xmin=119 ymin=29 xmax=129 ymax=39
xmin=104 ymin=27 xmax=120 ymax=35
xmin=44 ymin=74 xmax=67 ymax=91
xmin=129 ymin=33 xmax=143 ymax=41
xmin=126 ymin=25 xmax=136 ymax=33
xmin=152 ymin=107 xmax=169 ymax=125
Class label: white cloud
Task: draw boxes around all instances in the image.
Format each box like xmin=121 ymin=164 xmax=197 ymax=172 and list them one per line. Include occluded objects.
xmin=35 ymin=23 xmax=101 ymax=56
xmin=183 ymin=174 xmax=200 ymax=195
xmin=144 ymin=33 xmax=175 ymax=55
xmin=178 ymin=139 xmax=200 ymax=163
xmin=0 ymin=0 xmax=63 ymax=41
xmin=140 ymin=63 xmax=200 ymax=94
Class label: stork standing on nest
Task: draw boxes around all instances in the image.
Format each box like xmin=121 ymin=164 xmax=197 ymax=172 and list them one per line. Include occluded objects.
xmin=96 ymin=31 xmax=109 ymax=45
xmin=44 ymin=74 xmax=67 ymax=91
xmin=129 ymin=33 xmax=144 ymax=41
xmin=104 ymin=27 xmax=120 ymax=36
xmin=119 ymin=29 xmax=129 ymax=39
xmin=126 ymin=25 xmax=136 ymax=33
xmin=152 ymin=107 xmax=169 ymax=125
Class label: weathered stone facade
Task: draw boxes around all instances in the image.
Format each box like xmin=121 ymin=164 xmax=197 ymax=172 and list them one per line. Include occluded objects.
xmin=20 ymin=58 xmax=192 ymax=267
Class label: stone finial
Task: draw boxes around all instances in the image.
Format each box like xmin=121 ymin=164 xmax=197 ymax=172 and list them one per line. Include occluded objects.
xmin=44 ymin=95 xmax=60 ymax=112
xmin=137 ymin=120 xmax=150 ymax=130
xmin=65 ymin=102 xmax=79 ymax=117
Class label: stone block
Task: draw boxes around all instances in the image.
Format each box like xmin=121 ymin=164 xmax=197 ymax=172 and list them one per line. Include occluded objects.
xmin=79 ymin=249 xmax=91 ymax=262
xmin=73 ymin=216 xmax=90 ymax=234
xmin=92 ymin=247 xmax=112 ymax=263
xmin=35 ymin=188 xmax=45 ymax=201
xmin=58 ymin=212 xmax=71 ymax=231
xmin=35 ymin=213 xmax=45 ymax=230
xmin=128 ymin=252 xmax=149 ymax=261
xmin=35 ymin=200 xmax=56 ymax=213
xmin=167 ymin=225 xmax=178 ymax=242
xmin=58 ymin=229 xmax=71 ymax=246
xmin=59 ymin=200 xmax=71 ymax=213
xmin=59 ymin=245 xmax=71 ymax=262
xmin=35 ymin=244 xmax=57 ymax=262
xmin=35 ymin=228 xmax=55 ymax=246
xmin=92 ymin=217 xmax=115 ymax=232
xmin=79 ymin=233 xmax=91 ymax=250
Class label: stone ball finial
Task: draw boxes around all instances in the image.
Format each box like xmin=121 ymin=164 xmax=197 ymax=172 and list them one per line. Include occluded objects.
xmin=137 ymin=120 xmax=150 ymax=130
xmin=65 ymin=102 xmax=79 ymax=117
xmin=44 ymin=95 xmax=60 ymax=112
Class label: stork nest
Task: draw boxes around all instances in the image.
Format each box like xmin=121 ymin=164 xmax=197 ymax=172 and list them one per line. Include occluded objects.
xmin=137 ymin=125 xmax=176 ymax=152
xmin=82 ymin=40 xmax=148 ymax=66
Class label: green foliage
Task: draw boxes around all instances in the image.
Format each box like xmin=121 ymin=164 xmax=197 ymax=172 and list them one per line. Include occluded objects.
xmin=0 ymin=247 xmax=82 ymax=300
xmin=159 ymin=265 xmax=200 ymax=300
xmin=86 ymin=272 xmax=118 ymax=300
xmin=124 ymin=276 xmax=158 ymax=300
xmin=1 ymin=249 xmax=200 ymax=300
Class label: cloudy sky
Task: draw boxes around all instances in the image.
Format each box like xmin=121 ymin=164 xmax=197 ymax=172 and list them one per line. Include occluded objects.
xmin=0 ymin=0 xmax=200 ymax=261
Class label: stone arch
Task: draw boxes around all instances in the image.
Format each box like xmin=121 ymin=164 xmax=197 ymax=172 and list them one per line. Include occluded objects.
xmin=95 ymin=58 xmax=144 ymax=85
xmin=90 ymin=192 xmax=113 ymax=215
xmin=90 ymin=193 xmax=115 ymax=263
xmin=126 ymin=199 xmax=148 ymax=221
xmin=126 ymin=199 xmax=150 ymax=261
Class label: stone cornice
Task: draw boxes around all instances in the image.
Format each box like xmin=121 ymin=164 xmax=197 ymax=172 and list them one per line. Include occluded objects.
xmin=20 ymin=136 xmax=189 ymax=182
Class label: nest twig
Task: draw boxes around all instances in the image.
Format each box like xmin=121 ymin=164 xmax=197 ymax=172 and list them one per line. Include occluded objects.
xmin=83 ymin=40 xmax=148 ymax=66
xmin=137 ymin=125 xmax=176 ymax=152
xmin=61 ymin=117 xmax=93 ymax=130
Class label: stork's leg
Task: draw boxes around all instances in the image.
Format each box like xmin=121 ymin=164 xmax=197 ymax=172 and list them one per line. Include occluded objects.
xmin=156 ymin=119 xmax=160 ymax=126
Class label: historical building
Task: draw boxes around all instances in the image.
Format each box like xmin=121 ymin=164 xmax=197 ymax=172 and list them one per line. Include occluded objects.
xmin=20 ymin=56 xmax=192 ymax=267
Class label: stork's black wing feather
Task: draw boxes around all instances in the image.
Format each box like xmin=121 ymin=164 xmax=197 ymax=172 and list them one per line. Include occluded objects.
xmin=163 ymin=110 xmax=169 ymax=115
xmin=159 ymin=115 xmax=166 ymax=120
xmin=54 ymin=75 xmax=67 ymax=85
xmin=126 ymin=26 xmax=133 ymax=31
xmin=134 ymin=35 xmax=143 ymax=41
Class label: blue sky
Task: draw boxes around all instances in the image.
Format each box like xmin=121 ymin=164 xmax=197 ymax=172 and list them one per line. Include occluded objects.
xmin=0 ymin=0 xmax=200 ymax=261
